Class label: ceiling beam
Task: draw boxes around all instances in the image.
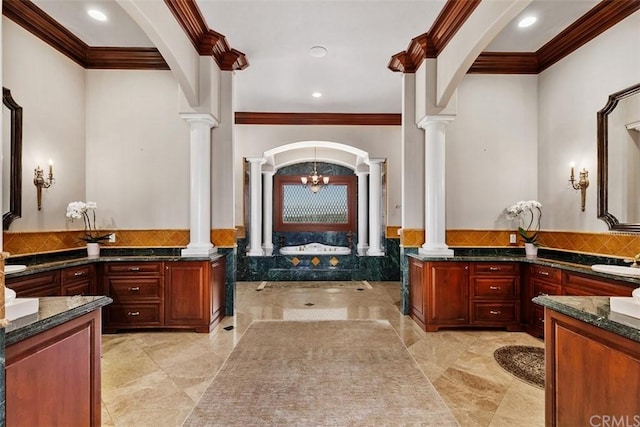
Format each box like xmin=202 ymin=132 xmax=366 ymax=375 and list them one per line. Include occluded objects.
xmin=235 ymin=113 xmax=402 ymax=126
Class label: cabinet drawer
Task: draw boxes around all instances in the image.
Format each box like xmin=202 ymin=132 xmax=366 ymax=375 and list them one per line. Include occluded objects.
xmin=530 ymin=265 xmax=561 ymax=282
xmin=471 ymin=302 xmax=518 ymax=323
xmin=472 ymin=263 xmax=518 ymax=275
xmin=533 ymin=281 xmax=561 ymax=297
xmin=107 ymin=304 xmax=162 ymax=325
xmin=472 ymin=278 xmax=517 ymax=299
xmin=62 ymin=281 xmax=92 ymax=296
xmin=62 ymin=265 xmax=93 ymax=282
xmin=103 ymin=262 xmax=163 ymax=275
xmin=106 ymin=277 xmax=163 ymax=301
xmin=7 ymin=271 xmax=60 ymax=297
xmin=564 ymin=272 xmax=633 ymax=296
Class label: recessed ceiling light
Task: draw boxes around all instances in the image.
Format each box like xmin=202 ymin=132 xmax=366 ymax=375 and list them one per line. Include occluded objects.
xmin=309 ymin=46 xmax=328 ymax=58
xmin=518 ymin=16 xmax=537 ymax=28
xmin=87 ymin=9 xmax=108 ymax=22
xmin=312 ymin=92 xmax=322 ymax=98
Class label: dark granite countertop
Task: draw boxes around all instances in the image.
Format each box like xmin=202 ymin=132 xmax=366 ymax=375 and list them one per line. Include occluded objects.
xmin=4 ymin=247 xmax=226 ymax=279
xmin=533 ymin=295 xmax=640 ymax=343
xmin=407 ymin=248 xmax=640 ymax=289
xmin=4 ymin=295 xmax=113 ymax=346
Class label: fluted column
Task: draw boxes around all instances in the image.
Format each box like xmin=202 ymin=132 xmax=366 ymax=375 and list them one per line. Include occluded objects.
xmin=356 ymin=171 xmax=369 ymax=256
xmin=262 ymin=169 xmax=275 ymax=256
xmin=247 ymin=158 xmax=264 ymax=256
xmin=367 ymin=159 xmax=385 ymax=256
xmin=180 ymin=113 xmax=218 ymax=257
xmin=418 ymin=116 xmax=454 ymax=257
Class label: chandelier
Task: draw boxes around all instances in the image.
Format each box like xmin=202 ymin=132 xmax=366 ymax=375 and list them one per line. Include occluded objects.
xmin=301 ymin=148 xmax=329 ymax=193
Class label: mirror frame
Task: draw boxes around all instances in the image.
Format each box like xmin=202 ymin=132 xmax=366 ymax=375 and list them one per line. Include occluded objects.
xmin=2 ymin=87 xmax=23 ymax=230
xmin=597 ymin=82 xmax=640 ymax=232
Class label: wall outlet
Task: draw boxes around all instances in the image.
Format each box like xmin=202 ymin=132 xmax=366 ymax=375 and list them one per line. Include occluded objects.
xmin=509 ymin=233 xmax=517 ymax=244
xmin=108 ymin=233 xmax=116 ymax=243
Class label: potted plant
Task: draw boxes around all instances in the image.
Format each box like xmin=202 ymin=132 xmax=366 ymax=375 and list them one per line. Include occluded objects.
xmin=506 ymin=200 xmax=542 ymax=258
xmin=66 ymin=201 xmax=110 ymax=257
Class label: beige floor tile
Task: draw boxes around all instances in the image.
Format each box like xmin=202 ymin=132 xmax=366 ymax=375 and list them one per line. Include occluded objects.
xmin=101 ymin=281 xmax=545 ymax=427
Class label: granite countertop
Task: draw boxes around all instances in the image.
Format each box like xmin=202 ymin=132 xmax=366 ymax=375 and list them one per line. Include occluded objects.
xmin=4 ymin=248 xmax=226 ymax=279
xmin=533 ymin=295 xmax=640 ymax=343
xmin=407 ymin=249 xmax=640 ymax=288
xmin=4 ymin=295 xmax=113 ymax=346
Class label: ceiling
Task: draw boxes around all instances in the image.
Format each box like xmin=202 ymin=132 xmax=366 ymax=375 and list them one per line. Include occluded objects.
xmin=29 ymin=0 xmax=602 ymax=113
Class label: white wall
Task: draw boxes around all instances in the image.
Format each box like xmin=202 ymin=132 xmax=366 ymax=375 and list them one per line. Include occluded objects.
xmin=446 ymin=74 xmax=539 ymax=230
xmin=2 ymin=18 xmax=86 ymax=231
xmin=538 ymin=11 xmax=640 ymax=232
xmin=233 ymin=125 xmax=401 ymax=227
xmin=85 ymin=69 xmax=190 ymax=229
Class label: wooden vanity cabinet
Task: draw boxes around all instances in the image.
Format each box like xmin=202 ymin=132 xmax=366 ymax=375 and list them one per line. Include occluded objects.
xmin=101 ymin=261 xmax=165 ymax=333
xmin=165 ymin=258 xmax=226 ymax=332
xmin=61 ymin=264 xmax=96 ymax=296
xmin=6 ymin=270 xmax=60 ymax=297
xmin=470 ymin=262 xmax=521 ymax=331
xmin=408 ymin=258 xmax=426 ymax=329
xmin=525 ymin=264 xmax=562 ymax=338
xmin=102 ymin=259 xmax=226 ymax=333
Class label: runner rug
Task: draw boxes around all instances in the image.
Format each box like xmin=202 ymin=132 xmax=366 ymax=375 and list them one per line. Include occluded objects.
xmin=183 ymin=320 xmax=458 ymax=426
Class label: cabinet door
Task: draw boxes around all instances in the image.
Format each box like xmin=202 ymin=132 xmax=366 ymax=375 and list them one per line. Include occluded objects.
xmin=164 ymin=261 xmax=209 ymax=328
xmin=426 ymin=262 xmax=469 ymax=326
xmin=408 ymin=258 xmax=426 ymax=328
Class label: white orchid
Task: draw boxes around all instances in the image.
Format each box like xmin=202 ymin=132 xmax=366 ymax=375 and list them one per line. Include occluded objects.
xmin=66 ymin=201 xmax=110 ymax=243
xmin=506 ymin=200 xmax=542 ymax=244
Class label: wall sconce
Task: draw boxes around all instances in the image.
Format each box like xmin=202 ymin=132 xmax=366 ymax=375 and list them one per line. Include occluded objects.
xmin=33 ymin=160 xmax=54 ymax=210
xmin=569 ymin=162 xmax=589 ymax=211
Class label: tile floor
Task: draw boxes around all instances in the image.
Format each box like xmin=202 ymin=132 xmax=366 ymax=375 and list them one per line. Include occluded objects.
xmin=101 ymin=281 xmax=544 ymax=426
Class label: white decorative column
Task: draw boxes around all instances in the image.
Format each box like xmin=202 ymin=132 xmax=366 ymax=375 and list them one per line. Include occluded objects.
xmin=356 ymin=170 xmax=369 ymax=256
xmin=418 ymin=116 xmax=454 ymax=257
xmin=262 ymin=169 xmax=275 ymax=256
xmin=247 ymin=158 xmax=264 ymax=256
xmin=180 ymin=114 xmax=218 ymax=257
xmin=367 ymin=159 xmax=385 ymax=256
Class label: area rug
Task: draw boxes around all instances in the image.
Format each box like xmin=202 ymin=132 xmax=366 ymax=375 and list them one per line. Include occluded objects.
xmin=494 ymin=345 xmax=545 ymax=389
xmin=183 ymin=320 xmax=458 ymax=426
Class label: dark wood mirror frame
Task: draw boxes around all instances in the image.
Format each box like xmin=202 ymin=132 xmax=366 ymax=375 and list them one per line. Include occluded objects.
xmin=597 ymin=82 xmax=640 ymax=232
xmin=3 ymin=87 xmax=23 ymax=230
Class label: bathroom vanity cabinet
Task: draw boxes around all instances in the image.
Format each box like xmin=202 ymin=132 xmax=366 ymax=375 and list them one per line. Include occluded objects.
xmin=408 ymin=259 xmax=521 ymax=332
xmin=101 ymin=259 xmax=225 ymax=333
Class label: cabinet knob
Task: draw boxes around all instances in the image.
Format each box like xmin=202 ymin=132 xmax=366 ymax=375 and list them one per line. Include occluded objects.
xmin=489 ymin=310 xmax=502 ymax=315
xmin=74 ymin=271 xmax=85 ymax=276
xmin=127 ymin=311 xmax=140 ymax=316
xmin=489 ymin=286 xmax=501 ymax=290
xmin=129 ymin=287 xmax=140 ymax=292
xmin=538 ymin=271 xmax=549 ymax=276
xmin=489 ymin=267 xmax=500 ymax=271
xmin=129 ymin=267 xmax=140 ymax=271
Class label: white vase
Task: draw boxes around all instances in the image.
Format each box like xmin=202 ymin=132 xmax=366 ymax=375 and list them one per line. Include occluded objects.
xmin=86 ymin=242 xmax=100 ymax=258
xmin=524 ymin=242 xmax=538 ymax=258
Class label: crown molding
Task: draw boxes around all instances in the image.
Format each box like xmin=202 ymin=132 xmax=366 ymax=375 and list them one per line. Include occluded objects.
xmin=468 ymin=52 xmax=538 ymax=74
xmin=2 ymin=0 xmax=168 ymax=70
xmin=235 ymin=112 xmax=401 ymax=126
xmin=388 ymin=0 xmax=479 ymax=72
xmin=536 ymin=0 xmax=640 ymax=73
xmin=392 ymin=0 xmax=640 ymax=75
xmin=164 ymin=0 xmax=248 ymax=70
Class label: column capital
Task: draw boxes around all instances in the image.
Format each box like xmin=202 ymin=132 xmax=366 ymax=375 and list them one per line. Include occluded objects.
xmin=416 ymin=115 xmax=455 ymax=129
xmin=180 ymin=113 xmax=220 ymax=128
xmin=246 ymin=157 xmax=265 ymax=164
xmin=367 ymin=158 xmax=386 ymax=165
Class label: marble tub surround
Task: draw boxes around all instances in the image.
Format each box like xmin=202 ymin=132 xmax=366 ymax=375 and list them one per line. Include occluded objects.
xmin=100 ymin=282 xmax=544 ymax=426
xmin=533 ymin=295 xmax=640 ymax=342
